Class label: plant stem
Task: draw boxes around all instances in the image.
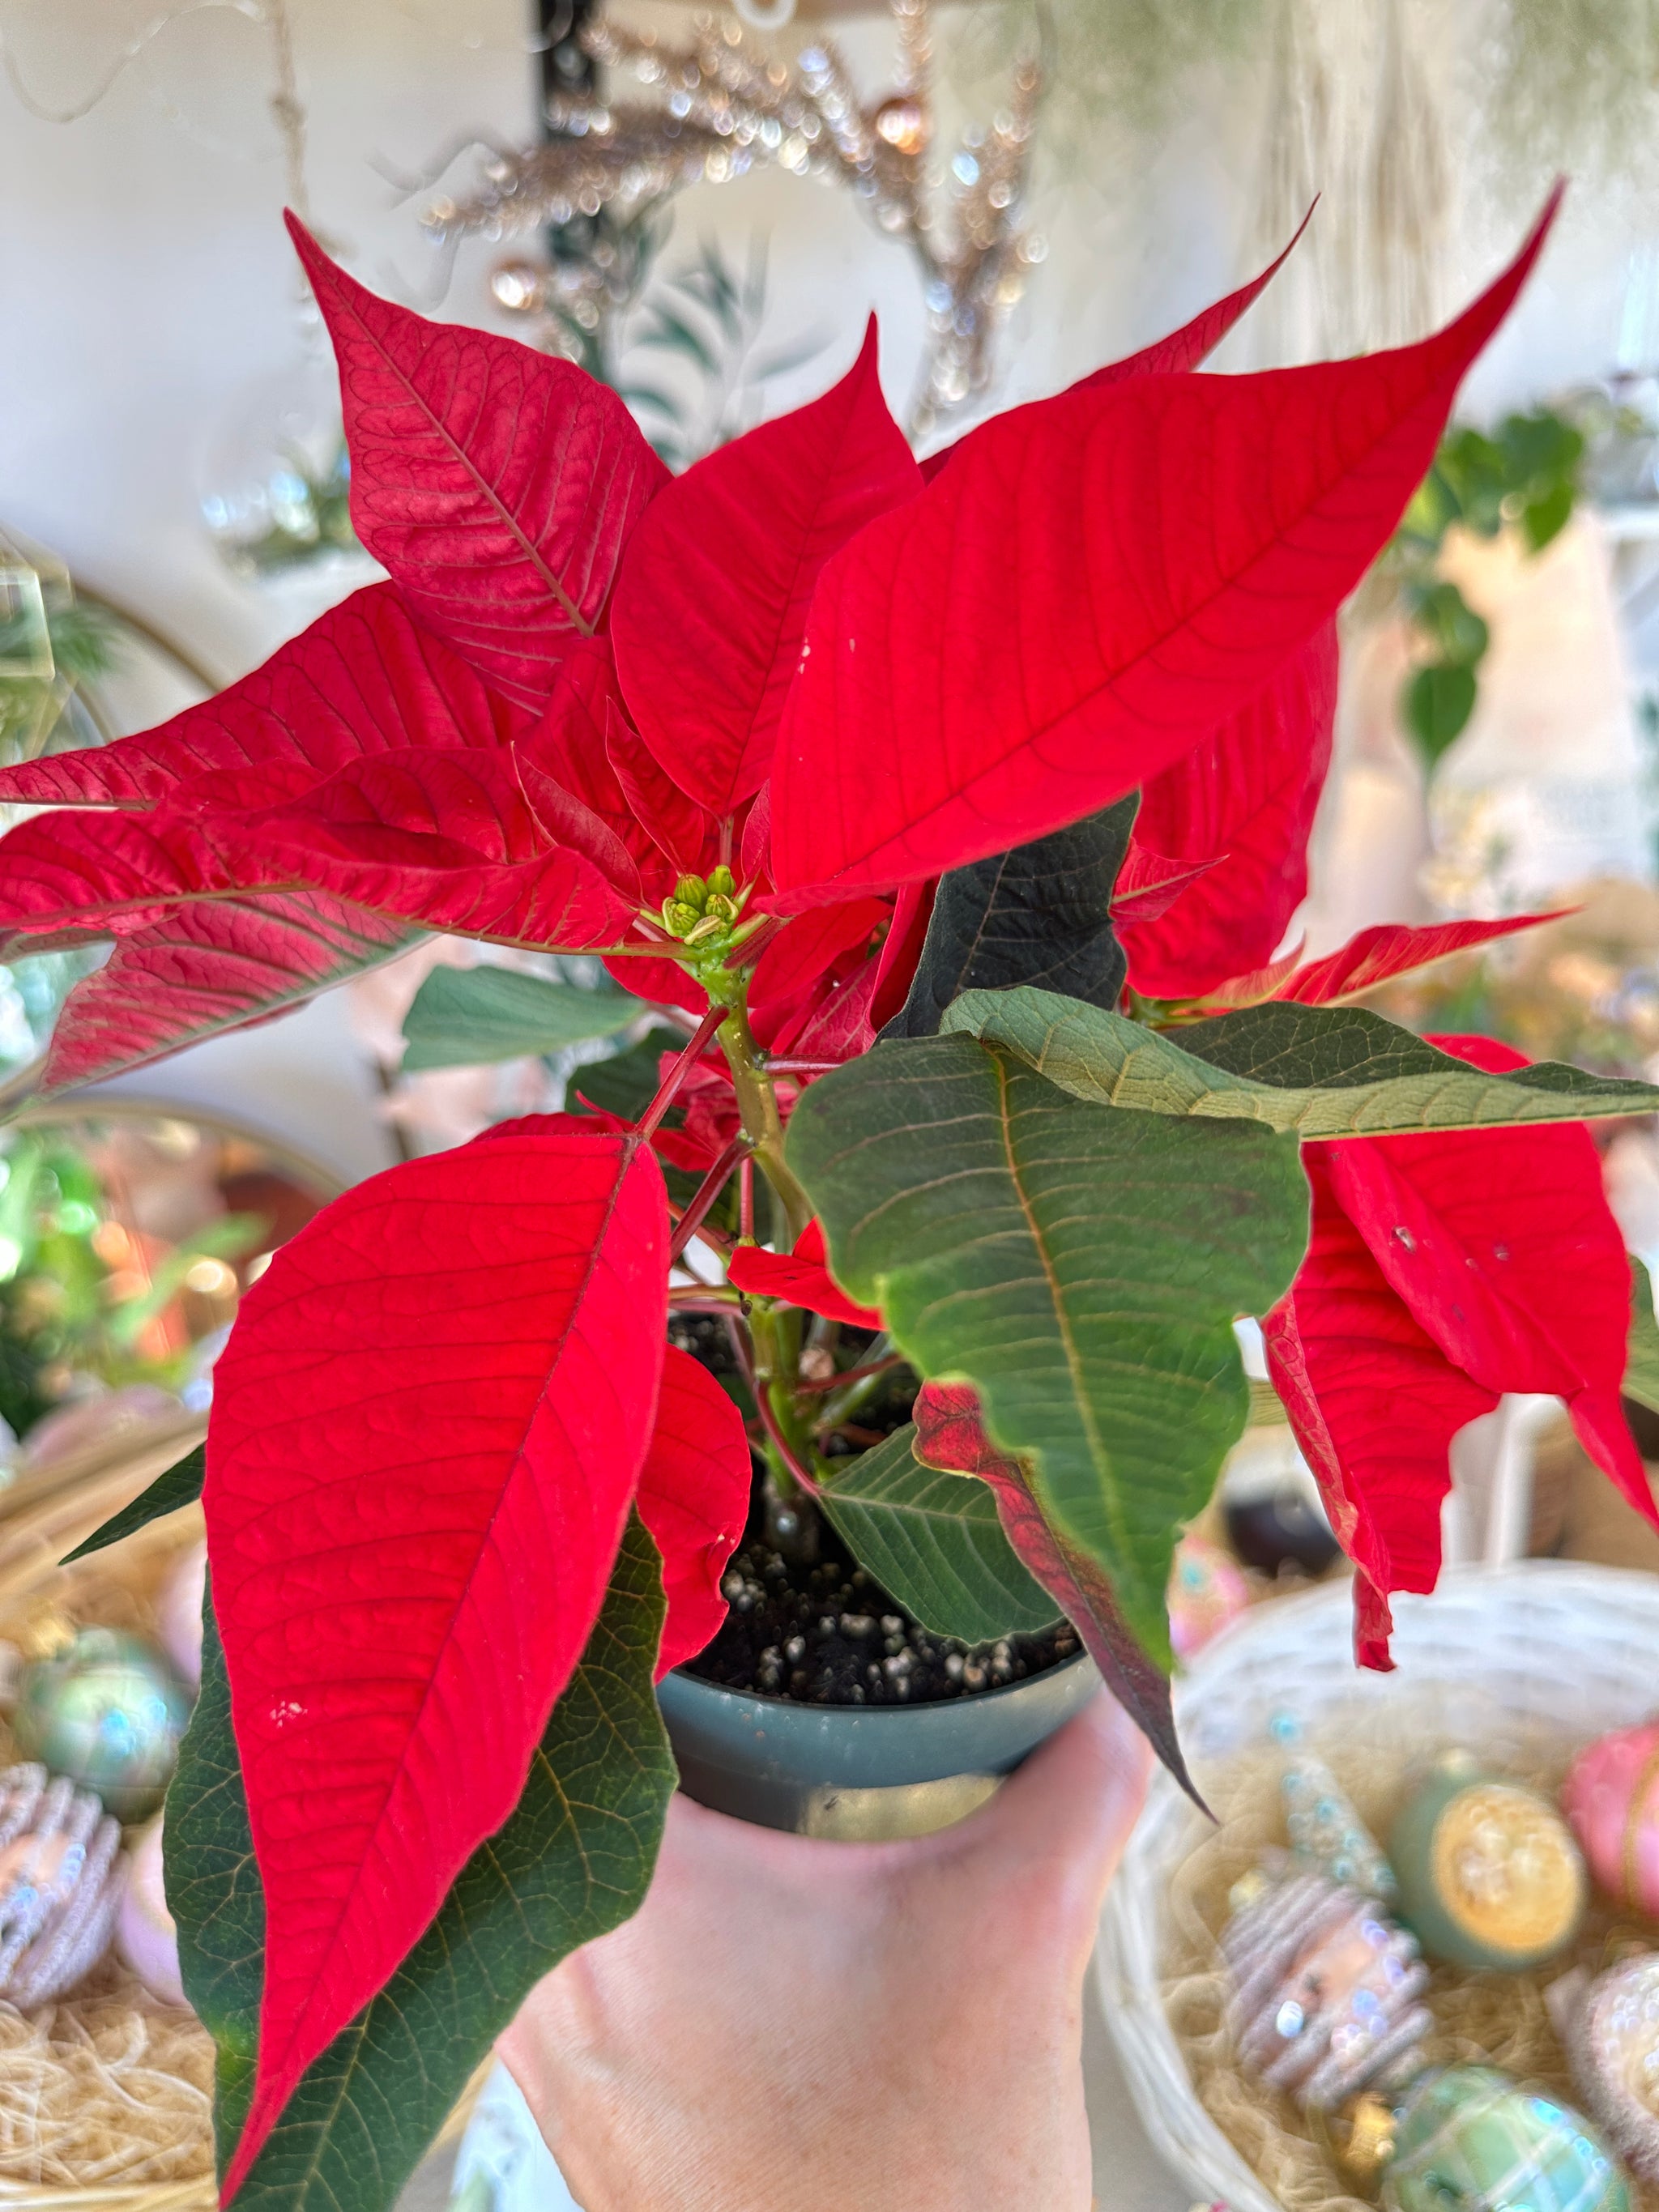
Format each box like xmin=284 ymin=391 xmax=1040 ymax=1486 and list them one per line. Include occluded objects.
xmin=638 ymin=1004 xmax=729 ymax=1140
xmin=718 ymin=1003 xmax=813 ymax=1245
xmin=815 ymin=1337 xmax=902 ymax=1432
xmin=667 ymin=1132 xmax=750 ymax=1264
xmin=747 ymin=1298 xmax=815 ymax=1498
xmin=797 ymin=1351 xmax=903 ymax=1398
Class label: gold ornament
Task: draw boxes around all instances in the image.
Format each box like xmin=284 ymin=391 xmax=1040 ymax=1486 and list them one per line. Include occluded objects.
xmin=424 ymin=0 xmax=1043 ymax=440
xmin=873 ymin=95 xmax=928 ymax=156
xmin=1335 ymin=2091 xmax=1400 ymax=2183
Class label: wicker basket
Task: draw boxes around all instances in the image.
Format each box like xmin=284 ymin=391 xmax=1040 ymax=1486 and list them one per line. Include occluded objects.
xmin=1097 ymin=1560 xmax=1659 ymax=2212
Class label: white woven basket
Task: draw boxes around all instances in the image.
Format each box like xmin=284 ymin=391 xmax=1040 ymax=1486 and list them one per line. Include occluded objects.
xmin=1096 ymin=1560 xmax=1659 ymax=2212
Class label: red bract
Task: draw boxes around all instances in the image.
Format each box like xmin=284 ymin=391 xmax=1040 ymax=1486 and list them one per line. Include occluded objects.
xmin=918 ymin=207 xmax=1316 ymax=483
xmin=290 ymin=217 xmax=667 ymax=711
xmin=768 ymin=196 xmax=1557 ymax=901
xmin=1117 ymin=623 xmax=1337 ymax=999
xmin=727 ymin=1220 xmax=881 ymax=1328
xmin=42 ymin=894 xmax=417 ymax=1091
xmin=636 ymin=1346 xmax=754 ymax=1677
xmin=207 ymin=1116 xmax=670 ymax=2193
xmin=0 ymin=585 xmax=520 ymax=813
xmin=1192 ymin=910 xmax=1567 ymax=1011
xmin=1265 ymin=1034 xmax=1653 ymax=1665
xmin=612 ymin=321 xmax=923 ymax=814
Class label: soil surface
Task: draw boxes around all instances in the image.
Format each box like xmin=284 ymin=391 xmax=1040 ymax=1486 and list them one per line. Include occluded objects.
xmin=669 ymin=1311 xmax=1081 ymax=1705
xmin=684 ymin=1504 xmax=1081 ymax=1707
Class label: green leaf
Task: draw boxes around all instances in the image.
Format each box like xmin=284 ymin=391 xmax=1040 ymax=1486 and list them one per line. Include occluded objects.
xmin=943 ymin=988 xmax=1659 ymax=1137
xmin=401 ymin=966 xmax=642 ymax=1070
xmin=62 ymin=1443 xmax=204 ymax=1561
xmin=1626 ymin=1258 xmax=1659 ymax=1421
xmin=164 ymin=1576 xmax=263 ymax=2164
xmin=1522 ymin=477 xmax=1575 ymax=552
xmin=166 ymin=1515 xmax=676 ymax=2212
xmin=787 ymin=1034 xmax=1307 ymax=1656
xmin=818 ymin=1425 xmax=1058 ymax=1643
xmin=567 ymin=1024 xmax=687 ymax=1121
xmin=1407 ymin=580 xmax=1489 ymax=666
xmin=1404 ymin=660 xmax=1478 ymax=762
xmin=882 ymin=798 xmax=1136 ymax=1040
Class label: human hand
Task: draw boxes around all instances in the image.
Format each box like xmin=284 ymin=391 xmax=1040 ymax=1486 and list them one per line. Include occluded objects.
xmin=499 ymin=1694 xmax=1152 ymax=2212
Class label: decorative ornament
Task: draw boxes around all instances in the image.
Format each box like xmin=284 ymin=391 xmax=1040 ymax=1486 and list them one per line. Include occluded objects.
xmin=421 ymin=0 xmax=1043 ymax=439
xmin=0 ymin=1763 xmax=123 ymax=2006
xmin=1223 ymin=1863 xmax=1432 ymax=2111
xmin=1276 ymin=1736 xmax=1398 ymax=1903
xmin=1333 ymin=2090 xmax=1401 ymax=2184
xmin=1221 ymin=1428 xmax=1340 ymax=1576
xmin=872 ymin=96 xmax=928 ymax=156
xmin=1382 ymin=2065 xmax=1630 ymax=2212
xmin=1390 ymin=1762 xmax=1586 ymax=1971
xmin=1166 ymin=1533 xmax=1249 ymax=1661
xmin=1558 ymin=1954 xmax=1659 ymax=2185
xmin=12 ymin=1630 xmax=192 ymax=1822
xmin=115 ymin=1816 xmax=186 ymax=2009
xmin=1563 ymin=1721 xmax=1659 ymax=1916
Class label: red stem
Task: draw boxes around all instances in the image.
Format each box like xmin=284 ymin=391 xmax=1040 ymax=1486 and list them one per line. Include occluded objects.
xmin=739 ymin=1155 xmax=755 ymax=1243
xmin=723 ymin=1311 xmax=758 ymax=1396
xmin=636 ymin=1004 xmax=730 ymax=1142
xmin=667 ymin=1132 xmax=751 ymax=1265
xmin=761 ymin=1058 xmax=842 ymax=1076
xmin=753 ymin=1379 xmax=822 ymax=1497
xmin=729 ymin=913 xmax=784 ymax=968
xmin=794 ymin=1353 xmax=904 ymax=1397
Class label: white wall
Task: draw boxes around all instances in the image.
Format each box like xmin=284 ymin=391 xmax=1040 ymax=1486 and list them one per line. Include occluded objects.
xmin=4 ymin=0 xmax=1650 ymax=688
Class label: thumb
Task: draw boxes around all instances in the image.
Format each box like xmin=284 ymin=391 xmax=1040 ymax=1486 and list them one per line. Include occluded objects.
xmin=945 ymin=1694 xmax=1153 ymax=1937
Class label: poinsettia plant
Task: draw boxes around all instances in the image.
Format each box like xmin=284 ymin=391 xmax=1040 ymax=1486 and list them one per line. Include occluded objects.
xmin=15 ymin=190 xmax=1659 ymax=2210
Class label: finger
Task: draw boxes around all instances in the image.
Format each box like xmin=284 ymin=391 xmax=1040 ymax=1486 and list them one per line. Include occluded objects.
xmin=945 ymin=1693 xmax=1152 ymax=1923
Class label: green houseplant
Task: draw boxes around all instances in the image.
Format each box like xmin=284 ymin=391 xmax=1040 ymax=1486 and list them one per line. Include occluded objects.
xmin=6 ymin=189 xmax=1658 ymax=2211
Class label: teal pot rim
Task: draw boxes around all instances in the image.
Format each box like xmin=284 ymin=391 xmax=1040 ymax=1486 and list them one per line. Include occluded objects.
xmin=657 ymin=1647 xmax=1100 ymax=1838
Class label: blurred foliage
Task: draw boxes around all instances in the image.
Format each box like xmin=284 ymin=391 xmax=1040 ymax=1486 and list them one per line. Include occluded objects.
xmin=1387 ymin=410 xmax=1584 ymax=768
xmin=615 ymin=241 xmax=824 ymax=470
xmin=950 ymin=0 xmax=1659 ymax=181
xmin=1367 ymin=885 xmax=1659 ymax=1078
xmin=0 ymin=591 xmax=121 ymax=764
xmin=226 ymin=439 xmax=358 ymax=579
xmin=0 ymin=1131 xmax=264 ymax=1444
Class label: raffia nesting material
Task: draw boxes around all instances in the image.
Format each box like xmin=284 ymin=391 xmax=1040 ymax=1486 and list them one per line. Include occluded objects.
xmin=1099 ymin=1563 xmax=1659 ymax=2212
xmin=0 ymin=1446 xmax=216 ymax=2206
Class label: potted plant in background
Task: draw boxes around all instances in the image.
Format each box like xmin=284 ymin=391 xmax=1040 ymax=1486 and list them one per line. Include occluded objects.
xmin=0 ymin=186 xmax=1653 ymax=2212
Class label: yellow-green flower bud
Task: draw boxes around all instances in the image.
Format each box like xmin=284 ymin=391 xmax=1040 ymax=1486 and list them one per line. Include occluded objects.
xmin=664 ymin=900 xmax=701 ymax=937
xmin=704 ymin=893 xmax=738 ymax=925
xmin=706 ymin=863 xmax=736 ymax=900
xmin=675 ymin=873 xmax=708 ymax=913
xmin=684 ymin=913 xmax=726 ymax=944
